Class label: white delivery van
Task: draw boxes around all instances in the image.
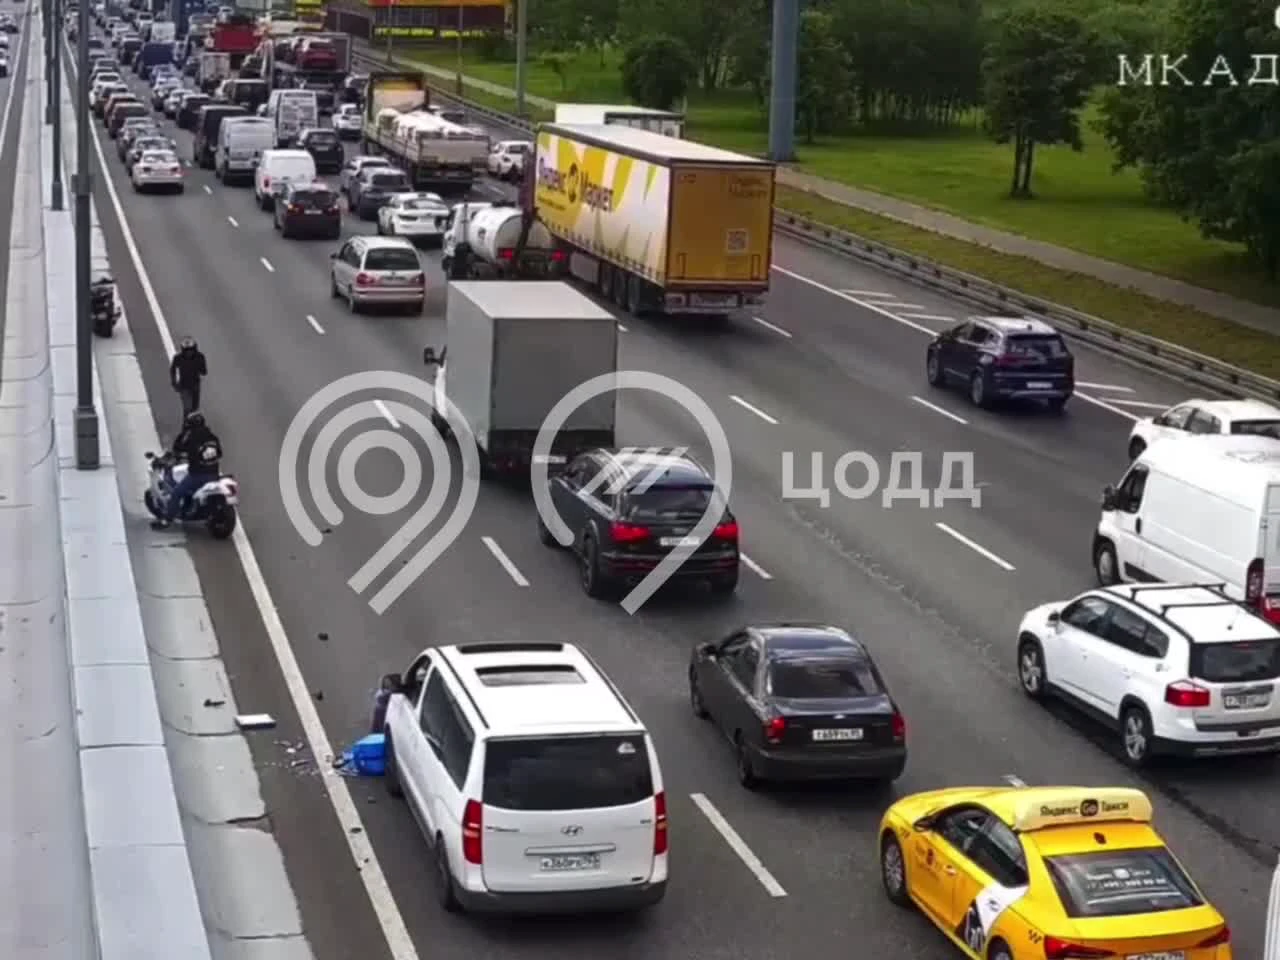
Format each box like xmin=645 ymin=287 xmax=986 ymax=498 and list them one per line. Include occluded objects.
xmin=1094 ymin=434 xmax=1280 ymax=625
xmin=216 ymin=116 xmax=273 ymax=186
xmin=254 ymin=149 xmax=317 ymax=211
xmin=267 ymin=89 xmax=319 ymax=147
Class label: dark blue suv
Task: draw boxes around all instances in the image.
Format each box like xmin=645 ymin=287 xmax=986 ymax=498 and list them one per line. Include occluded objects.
xmin=926 ymin=316 xmax=1074 ymax=412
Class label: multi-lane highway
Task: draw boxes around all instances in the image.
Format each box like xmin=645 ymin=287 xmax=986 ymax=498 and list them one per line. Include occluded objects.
xmin=72 ymin=34 xmax=1278 ymax=960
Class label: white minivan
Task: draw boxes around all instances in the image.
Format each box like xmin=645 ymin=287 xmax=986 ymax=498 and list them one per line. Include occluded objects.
xmin=253 ymin=149 xmax=316 ymax=211
xmin=380 ymin=640 xmax=668 ymax=913
xmin=216 ymin=117 xmax=273 ymax=186
xmin=1094 ymin=434 xmax=1280 ymax=625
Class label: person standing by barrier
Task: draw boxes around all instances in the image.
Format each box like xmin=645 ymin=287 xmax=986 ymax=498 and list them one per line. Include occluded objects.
xmin=170 ymin=336 xmax=207 ymax=417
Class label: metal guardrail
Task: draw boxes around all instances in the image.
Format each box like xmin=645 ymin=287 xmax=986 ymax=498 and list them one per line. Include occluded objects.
xmin=351 ymin=51 xmax=1280 ymax=403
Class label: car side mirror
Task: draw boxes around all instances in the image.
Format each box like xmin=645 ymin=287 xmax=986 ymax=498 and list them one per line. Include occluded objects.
xmin=912 ymin=817 xmax=932 ymax=832
xmin=1101 ymin=485 xmax=1118 ymax=511
xmin=423 ymin=346 xmax=438 ymax=366
xmin=1047 ymin=610 xmax=1060 ymax=626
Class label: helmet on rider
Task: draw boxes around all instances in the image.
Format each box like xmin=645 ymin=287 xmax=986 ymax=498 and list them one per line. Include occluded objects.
xmin=180 ymin=336 xmax=197 ymax=351
xmin=184 ymin=411 xmax=205 ymax=428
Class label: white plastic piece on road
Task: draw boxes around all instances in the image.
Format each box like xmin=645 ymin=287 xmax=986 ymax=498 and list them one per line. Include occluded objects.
xmin=730 ymin=394 xmax=779 ymax=425
xmin=690 ymin=793 xmax=788 ymax=898
xmin=260 ymin=257 xmax=275 ymax=273
xmin=934 ymin=522 xmax=1016 ymax=572
xmin=306 ymin=314 xmax=325 ymax=334
xmin=73 ymin=34 xmax=421 ymax=957
xmin=234 ymin=714 xmax=278 ymax=730
xmin=227 ymin=215 xmax=238 ymax=227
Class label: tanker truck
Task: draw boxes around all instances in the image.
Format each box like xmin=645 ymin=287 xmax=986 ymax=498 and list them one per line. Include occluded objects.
xmin=440 ymin=203 xmax=565 ymax=280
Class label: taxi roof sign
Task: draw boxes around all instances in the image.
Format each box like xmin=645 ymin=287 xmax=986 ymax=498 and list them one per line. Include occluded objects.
xmin=1009 ymin=787 xmax=1153 ymax=832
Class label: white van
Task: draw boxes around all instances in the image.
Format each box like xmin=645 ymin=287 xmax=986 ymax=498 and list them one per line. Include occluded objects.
xmin=216 ymin=117 xmax=273 ymax=186
xmin=381 ymin=640 xmax=668 ymax=913
xmin=1094 ymin=434 xmax=1280 ymax=625
xmin=267 ymin=89 xmax=319 ymax=148
xmin=253 ymin=149 xmax=316 ymax=211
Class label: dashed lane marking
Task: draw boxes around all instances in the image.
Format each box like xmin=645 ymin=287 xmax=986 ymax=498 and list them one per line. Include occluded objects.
xmin=935 ymin=522 xmax=1016 ymax=572
xmin=305 ymin=314 xmax=324 ymax=334
xmin=481 ymin=536 xmax=529 ymax=586
xmin=202 ymin=184 xmax=211 ymax=194
xmin=226 ymin=215 xmax=238 ymax=227
xmin=260 ymin=256 xmax=274 ymax=272
xmin=910 ymin=395 xmax=969 ymax=425
xmin=741 ymin=554 xmax=773 ymax=580
xmin=898 ymin=313 xmax=952 ymax=323
xmin=1107 ymin=399 xmax=1171 ymax=410
xmin=750 ymin=315 xmax=792 ymax=338
xmin=373 ymin=399 xmax=399 ymax=428
xmin=729 ymin=394 xmax=778 ymax=425
xmin=690 ymin=793 xmax=787 ymax=898
xmin=1075 ymin=381 xmax=1135 ymax=393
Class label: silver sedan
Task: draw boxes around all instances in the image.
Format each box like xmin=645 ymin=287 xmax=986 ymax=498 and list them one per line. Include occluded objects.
xmin=131 ymin=150 xmax=185 ymax=194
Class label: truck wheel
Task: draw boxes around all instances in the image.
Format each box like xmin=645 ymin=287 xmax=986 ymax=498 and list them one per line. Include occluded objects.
xmin=612 ymin=270 xmax=629 ymax=307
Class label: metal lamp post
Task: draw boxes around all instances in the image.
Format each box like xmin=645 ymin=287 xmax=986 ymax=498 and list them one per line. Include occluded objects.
xmin=74 ymin=0 xmax=99 ymax=466
xmin=50 ymin=0 xmax=63 ymax=208
xmin=515 ymin=0 xmax=526 ymax=115
xmin=384 ymin=0 xmax=393 ymax=62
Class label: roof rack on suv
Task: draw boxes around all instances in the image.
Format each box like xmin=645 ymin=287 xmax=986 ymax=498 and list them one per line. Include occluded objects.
xmin=1119 ymin=582 xmax=1262 ymax=624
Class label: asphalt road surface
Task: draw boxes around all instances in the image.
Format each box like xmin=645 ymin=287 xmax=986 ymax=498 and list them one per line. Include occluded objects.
xmin=75 ymin=35 xmax=1278 ymax=960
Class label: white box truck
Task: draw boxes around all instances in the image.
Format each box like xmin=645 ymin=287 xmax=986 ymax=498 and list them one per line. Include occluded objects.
xmin=553 ymin=103 xmax=685 ymax=139
xmin=422 ymin=281 xmax=617 ymax=477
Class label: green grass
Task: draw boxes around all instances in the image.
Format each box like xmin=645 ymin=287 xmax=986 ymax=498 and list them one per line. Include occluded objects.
xmin=400 ymin=45 xmax=1280 ymax=314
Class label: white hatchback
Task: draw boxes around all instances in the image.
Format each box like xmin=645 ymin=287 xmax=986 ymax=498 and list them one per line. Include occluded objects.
xmin=380 ymin=640 xmax=669 ymax=914
xmin=376 ymin=192 xmax=449 ymax=245
xmin=1127 ymin=398 xmax=1280 ymax=459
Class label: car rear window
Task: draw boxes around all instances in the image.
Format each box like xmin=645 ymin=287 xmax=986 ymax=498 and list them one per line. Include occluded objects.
xmin=1044 ymin=848 xmax=1202 ymax=918
xmin=767 ymin=658 xmax=881 ymax=698
xmin=1231 ymin=419 xmax=1280 ymax=439
xmin=292 ymin=189 xmax=335 ymax=208
xmin=306 ymin=131 xmax=339 ymax=143
xmin=1003 ymin=334 xmax=1069 ymax=359
xmin=625 ymin=485 xmax=713 ymax=520
xmin=1192 ymin=638 xmax=1280 ymax=683
xmin=363 ymin=248 xmax=420 ymax=271
xmin=483 ymin=734 xmax=653 ymax=811
xmin=371 ymin=172 xmax=409 ymax=189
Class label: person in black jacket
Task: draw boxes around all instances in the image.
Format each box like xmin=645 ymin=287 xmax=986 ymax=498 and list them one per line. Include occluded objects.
xmin=170 ymin=337 xmax=207 ymax=416
xmin=153 ymin=413 xmax=222 ymax=529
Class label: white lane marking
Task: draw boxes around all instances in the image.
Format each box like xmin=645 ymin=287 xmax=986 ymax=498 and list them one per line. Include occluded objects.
xmin=0 ymin=19 xmax=26 ymax=158
xmin=690 ymin=793 xmax=787 ymax=898
xmin=1075 ymin=381 xmax=1135 ymax=393
xmin=934 ymin=522 xmax=1016 ymax=572
xmin=775 ymin=266 xmax=935 ymax=335
xmin=881 ymin=303 xmax=925 ymax=310
xmin=910 ymin=395 xmax=968 ymax=425
xmin=751 ymin=315 xmax=793 ymax=338
xmin=78 ymin=50 xmax=423 ymax=960
xmin=1074 ymin=391 xmax=1139 ymax=422
xmin=481 ymin=536 xmax=529 ymax=586
xmin=729 ymin=394 xmax=778 ymax=425
xmin=741 ymin=554 xmax=773 ymax=580
xmin=616 ymin=322 xmax=628 ymax=333
xmin=203 ymin=184 xmax=212 ymax=194
xmin=227 ymin=215 xmax=238 ymax=227
xmin=836 ymin=288 xmax=893 ymax=297
xmin=899 ymin=313 xmax=953 ymax=322
xmin=775 ymin=266 xmax=1149 ymax=422
xmin=260 ymin=256 xmax=274 ymax=272
xmin=1107 ymin=399 xmax=1174 ymax=410
xmin=305 ymin=314 xmax=325 ymax=334
xmin=373 ymin=399 xmax=399 ymax=428
xmin=1003 ymin=774 xmax=1027 ymax=787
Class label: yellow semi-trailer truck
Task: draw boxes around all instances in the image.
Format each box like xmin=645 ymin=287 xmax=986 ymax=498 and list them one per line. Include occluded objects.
xmin=533 ymin=123 xmax=776 ymax=317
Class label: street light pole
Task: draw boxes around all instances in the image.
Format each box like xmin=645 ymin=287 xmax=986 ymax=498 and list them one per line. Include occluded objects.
xmin=74 ymin=0 xmax=99 ymax=467
xmin=453 ymin=2 xmax=462 ymax=95
xmin=50 ymin=0 xmax=63 ymax=209
xmin=384 ymin=0 xmax=393 ymax=62
xmin=43 ymin=0 xmax=52 ymax=124
xmin=515 ymin=0 xmax=526 ymax=116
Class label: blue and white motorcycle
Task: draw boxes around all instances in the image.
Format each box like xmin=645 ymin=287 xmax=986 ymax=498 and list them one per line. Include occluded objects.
xmin=142 ymin=451 xmax=239 ymax=539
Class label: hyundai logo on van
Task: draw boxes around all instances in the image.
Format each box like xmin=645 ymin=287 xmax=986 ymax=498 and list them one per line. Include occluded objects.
xmin=561 ymin=825 xmax=583 ymax=836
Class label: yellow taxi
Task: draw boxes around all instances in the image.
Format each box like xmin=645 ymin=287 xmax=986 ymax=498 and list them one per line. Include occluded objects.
xmin=878 ymin=785 xmax=1231 ymax=959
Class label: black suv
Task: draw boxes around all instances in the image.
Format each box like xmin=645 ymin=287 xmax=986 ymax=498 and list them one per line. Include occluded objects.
xmin=274 ymin=181 xmax=341 ymax=240
xmin=926 ymin=316 xmax=1074 ymax=411
xmin=539 ymin=447 xmax=740 ymax=598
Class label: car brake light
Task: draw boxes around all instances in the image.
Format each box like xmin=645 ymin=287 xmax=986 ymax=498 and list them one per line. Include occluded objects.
xmin=610 ymin=522 xmax=649 ymax=543
xmin=262 ymin=174 xmax=270 ymax=187
xmin=992 ymin=353 xmax=1018 ymax=366
xmin=764 ymin=716 xmax=786 ymax=744
xmin=891 ymin=710 xmax=906 ymax=741
xmin=355 ymin=272 xmax=374 ymax=286
xmin=1197 ymin=926 xmax=1230 ymax=947
xmin=461 ymin=799 xmax=482 ymax=864
xmin=287 ymin=203 xmax=301 ymax=213
xmin=550 ymin=249 xmax=566 ymax=262
xmin=1043 ymin=938 xmax=1111 ymax=959
xmin=1246 ymin=558 xmax=1263 ymax=603
xmin=497 ymin=247 xmax=514 ymax=261
xmin=1165 ymin=680 xmax=1210 ymax=708
xmin=652 ymin=791 xmax=667 ymax=855
xmin=713 ymin=521 xmax=738 ymax=540
xmin=409 ymin=272 xmax=424 ymax=286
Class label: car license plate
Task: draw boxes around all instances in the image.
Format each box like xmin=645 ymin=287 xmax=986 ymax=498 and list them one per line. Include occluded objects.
xmin=660 ymin=536 xmax=700 ymax=548
xmin=812 ymin=728 xmax=863 ymax=741
xmin=1027 ymin=381 xmax=1051 ymax=389
xmin=1125 ymin=952 xmax=1184 ymax=960
xmin=1224 ymin=693 xmax=1270 ymax=709
xmin=539 ymin=853 xmax=599 ymax=872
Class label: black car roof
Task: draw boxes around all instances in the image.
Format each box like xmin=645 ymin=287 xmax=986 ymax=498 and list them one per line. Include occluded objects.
xmin=750 ymin=624 xmax=864 ymax=658
xmin=589 ymin=447 xmax=711 ymax=489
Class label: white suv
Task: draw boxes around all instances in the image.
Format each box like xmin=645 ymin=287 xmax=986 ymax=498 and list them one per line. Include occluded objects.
xmin=1016 ymin=583 xmax=1280 ymax=765
xmin=380 ymin=640 xmax=669 ymax=914
xmin=1126 ymin=398 xmax=1280 ymax=460
xmin=487 ymin=140 xmax=531 ymax=181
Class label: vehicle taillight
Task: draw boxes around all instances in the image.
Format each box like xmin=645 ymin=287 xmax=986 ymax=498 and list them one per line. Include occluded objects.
xmin=891 ymin=710 xmax=906 ymax=741
xmin=764 ymin=716 xmax=786 ymax=744
xmin=287 ymin=203 xmax=300 ymax=213
xmin=461 ymin=799 xmax=482 ymax=864
xmin=1198 ymin=926 xmax=1230 ymax=947
xmin=138 ymin=165 xmax=151 ymax=173
xmin=992 ymin=353 xmax=1018 ymax=367
xmin=262 ymin=175 xmax=270 ymax=187
xmin=1165 ymin=680 xmax=1210 ymax=708
xmin=550 ymin=249 xmax=566 ymax=262
xmin=712 ymin=521 xmax=739 ymax=540
xmin=497 ymin=247 xmax=514 ymax=261
xmin=1043 ymin=938 xmax=1111 ymax=959
xmin=354 ymin=272 xmax=374 ymax=286
xmin=652 ymin=791 xmax=667 ymax=855
xmin=408 ymin=272 xmax=424 ymax=286
xmin=610 ymin=522 xmax=649 ymax=543
xmin=1246 ymin=558 xmax=1263 ymax=603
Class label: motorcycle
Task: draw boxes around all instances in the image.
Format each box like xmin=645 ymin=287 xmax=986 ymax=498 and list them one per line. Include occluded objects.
xmin=142 ymin=451 xmax=239 ymax=539
xmin=91 ymin=275 xmax=120 ymax=338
